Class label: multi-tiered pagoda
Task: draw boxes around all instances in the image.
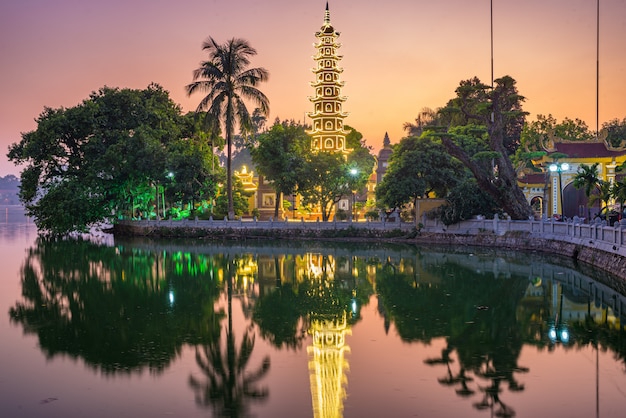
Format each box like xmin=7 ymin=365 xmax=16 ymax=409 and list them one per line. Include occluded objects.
xmin=307 ymin=2 xmax=350 ymax=155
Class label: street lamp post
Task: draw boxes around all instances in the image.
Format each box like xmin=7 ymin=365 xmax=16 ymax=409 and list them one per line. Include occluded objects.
xmin=549 ymin=162 xmax=569 ymax=220
xmin=349 ymin=168 xmax=358 ymax=222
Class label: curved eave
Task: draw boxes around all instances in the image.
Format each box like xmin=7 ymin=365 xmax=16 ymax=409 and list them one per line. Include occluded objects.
xmin=310 ymin=80 xmax=346 ymax=87
xmin=313 ymin=53 xmax=344 ymax=60
xmin=315 ymin=31 xmax=340 ymax=39
xmin=307 ymin=129 xmax=352 ymax=137
xmin=311 ymin=67 xmax=344 ymax=74
xmin=307 ymin=97 xmax=348 ymax=104
xmin=306 ymin=111 xmax=349 ymax=118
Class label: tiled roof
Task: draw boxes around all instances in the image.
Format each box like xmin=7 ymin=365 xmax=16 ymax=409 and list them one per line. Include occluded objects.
xmin=519 ymin=173 xmax=546 ymax=185
xmin=552 ymin=142 xmax=626 ymax=158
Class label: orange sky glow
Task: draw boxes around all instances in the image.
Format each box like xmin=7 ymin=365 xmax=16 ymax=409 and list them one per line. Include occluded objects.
xmin=1 ymin=0 xmax=625 ymax=176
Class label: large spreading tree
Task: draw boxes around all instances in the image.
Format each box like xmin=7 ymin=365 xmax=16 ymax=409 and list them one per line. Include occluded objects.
xmin=186 ymin=37 xmax=269 ymax=220
xmin=7 ymin=84 xmax=195 ymax=235
xmin=436 ymin=76 xmax=533 ymax=220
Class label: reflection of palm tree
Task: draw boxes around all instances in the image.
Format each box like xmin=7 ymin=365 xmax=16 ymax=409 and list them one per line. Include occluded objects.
xmin=189 ymin=328 xmax=270 ymax=417
xmin=190 ymin=259 xmax=270 ymax=417
xmin=425 ymin=349 xmax=475 ymax=398
xmin=473 ymin=379 xmax=516 ymax=418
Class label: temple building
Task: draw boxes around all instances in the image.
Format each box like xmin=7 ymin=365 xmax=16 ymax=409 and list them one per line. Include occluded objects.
xmin=518 ymin=140 xmax=626 ymax=221
xmin=307 ymin=2 xmax=350 ymax=155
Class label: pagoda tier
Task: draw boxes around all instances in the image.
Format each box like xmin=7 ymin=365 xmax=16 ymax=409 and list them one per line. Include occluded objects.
xmin=307 ymin=2 xmax=349 ymax=154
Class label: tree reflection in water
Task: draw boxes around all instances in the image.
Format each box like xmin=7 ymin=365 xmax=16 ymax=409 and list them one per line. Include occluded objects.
xmin=9 ymin=237 xmax=222 ymax=374
xmin=379 ymin=253 xmax=533 ymax=418
xmin=8 ymin=238 xmax=626 ymax=417
xmin=189 ymin=257 xmax=270 ymax=417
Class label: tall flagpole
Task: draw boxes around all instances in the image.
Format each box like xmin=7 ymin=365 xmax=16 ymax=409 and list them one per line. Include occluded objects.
xmin=490 ymin=0 xmax=494 ymax=89
xmin=596 ymin=0 xmax=600 ymax=140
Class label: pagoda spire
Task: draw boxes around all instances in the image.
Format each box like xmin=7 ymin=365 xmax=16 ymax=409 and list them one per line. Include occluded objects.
xmin=324 ymin=2 xmax=331 ymax=26
xmin=383 ymin=132 xmax=391 ymax=148
xmin=307 ymin=2 xmax=349 ymax=154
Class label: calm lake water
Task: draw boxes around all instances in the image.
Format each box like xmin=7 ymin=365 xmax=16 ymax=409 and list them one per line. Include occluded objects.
xmin=1 ymin=205 xmax=626 ymax=418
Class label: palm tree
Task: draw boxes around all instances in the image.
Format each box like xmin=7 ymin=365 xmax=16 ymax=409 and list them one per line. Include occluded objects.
xmin=611 ymin=178 xmax=626 ymax=221
xmin=592 ymin=180 xmax=613 ymax=221
xmin=186 ymin=37 xmax=269 ymax=219
xmin=403 ymin=107 xmax=438 ymax=137
xmin=573 ymin=162 xmax=600 ymax=220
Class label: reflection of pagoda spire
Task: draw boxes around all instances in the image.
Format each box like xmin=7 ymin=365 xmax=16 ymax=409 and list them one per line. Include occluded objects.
xmin=307 ymin=312 xmax=351 ymax=418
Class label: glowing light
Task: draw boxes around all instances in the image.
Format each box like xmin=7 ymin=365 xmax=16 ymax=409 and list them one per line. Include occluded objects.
xmin=548 ymin=326 xmax=557 ymax=342
xmin=168 ymin=290 xmax=175 ymax=306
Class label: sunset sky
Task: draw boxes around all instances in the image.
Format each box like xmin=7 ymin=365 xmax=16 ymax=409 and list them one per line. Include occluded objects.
xmin=1 ymin=0 xmax=625 ymax=176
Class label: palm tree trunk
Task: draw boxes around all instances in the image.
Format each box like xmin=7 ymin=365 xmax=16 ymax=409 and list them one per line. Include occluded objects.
xmin=226 ymin=131 xmax=235 ymax=220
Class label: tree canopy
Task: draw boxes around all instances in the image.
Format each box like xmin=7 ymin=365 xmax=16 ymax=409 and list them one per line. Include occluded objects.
xmin=7 ymin=84 xmax=219 ymax=235
xmin=435 ymin=76 xmax=533 ymax=220
xmin=376 ymin=135 xmax=462 ymax=220
xmin=250 ymin=120 xmax=309 ymax=218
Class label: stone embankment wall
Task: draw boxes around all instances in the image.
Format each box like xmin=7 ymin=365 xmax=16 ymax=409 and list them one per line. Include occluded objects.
xmin=113 ymin=217 xmax=626 ymax=285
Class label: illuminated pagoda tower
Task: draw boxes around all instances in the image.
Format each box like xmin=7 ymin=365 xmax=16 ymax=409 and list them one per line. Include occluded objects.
xmin=308 ymin=2 xmax=350 ymax=155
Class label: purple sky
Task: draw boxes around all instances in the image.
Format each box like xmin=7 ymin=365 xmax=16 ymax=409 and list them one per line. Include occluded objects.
xmin=1 ymin=0 xmax=625 ymax=176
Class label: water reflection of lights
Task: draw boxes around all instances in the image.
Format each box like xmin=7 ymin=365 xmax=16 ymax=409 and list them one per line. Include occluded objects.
xmin=548 ymin=325 xmax=570 ymax=344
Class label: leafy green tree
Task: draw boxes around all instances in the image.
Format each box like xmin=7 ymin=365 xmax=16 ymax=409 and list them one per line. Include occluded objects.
xmin=517 ymin=114 xmax=596 ymax=159
xmin=0 ymin=174 xmax=20 ymax=204
xmin=165 ymin=136 xmax=222 ymax=217
xmin=434 ymin=176 xmax=501 ymax=225
xmin=186 ymin=37 xmax=270 ymax=220
xmin=298 ymin=152 xmax=352 ymax=221
xmin=212 ymin=177 xmax=253 ymax=219
xmin=7 ymin=84 xmax=184 ymax=234
xmin=554 ymin=117 xmax=594 ymax=142
xmin=345 ymin=125 xmax=376 ymax=194
xmin=376 ymin=136 xmax=461 ymax=222
xmin=436 ymin=76 xmax=533 ymax=220
xmin=602 ymin=117 xmax=626 ymax=148
xmin=250 ymin=120 xmax=309 ymax=218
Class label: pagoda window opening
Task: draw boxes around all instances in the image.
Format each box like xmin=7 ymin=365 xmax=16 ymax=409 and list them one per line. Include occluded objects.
xmin=325 ymin=121 xmax=333 ymax=130
xmin=325 ymin=103 xmax=333 ymax=112
xmin=325 ymin=138 xmax=334 ymax=148
xmin=325 ymin=87 xmax=332 ymax=96
xmin=337 ymin=139 xmax=343 ymax=148
xmin=325 ymin=73 xmax=332 ymax=81
xmin=324 ymin=60 xmax=331 ymax=68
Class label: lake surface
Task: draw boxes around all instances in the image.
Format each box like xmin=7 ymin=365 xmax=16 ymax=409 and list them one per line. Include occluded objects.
xmin=1 ymin=205 xmax=626 ymax=418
